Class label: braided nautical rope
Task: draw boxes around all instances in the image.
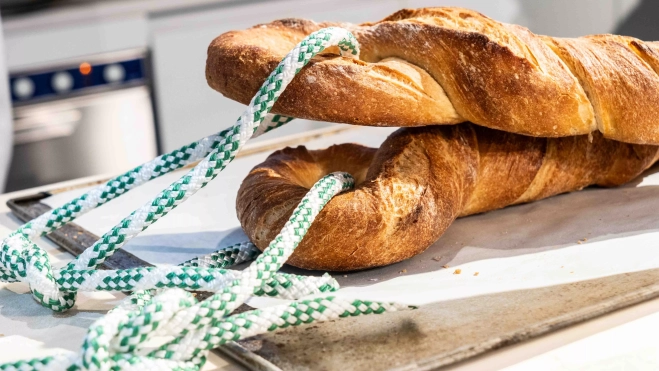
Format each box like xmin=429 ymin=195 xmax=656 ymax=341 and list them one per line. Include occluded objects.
xmin=0 ymin=28 xmax=413 ymax=370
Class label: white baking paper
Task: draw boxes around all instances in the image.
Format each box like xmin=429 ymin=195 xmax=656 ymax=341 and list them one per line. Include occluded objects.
xmin=40 ymin=125 xmax=659 ymax=309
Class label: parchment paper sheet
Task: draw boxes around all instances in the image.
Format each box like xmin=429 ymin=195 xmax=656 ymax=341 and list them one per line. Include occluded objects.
xmin=41 ymin=125 xmax=659 ymax=308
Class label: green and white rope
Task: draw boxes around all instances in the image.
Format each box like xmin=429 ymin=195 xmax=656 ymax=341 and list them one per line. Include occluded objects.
xmin=0 ymin=28 xmax=413 ymax=371
xmin=0 ymin=26 xmax=359 ymax=311
xmin=181 ymin=240 xmax=259 ymax=268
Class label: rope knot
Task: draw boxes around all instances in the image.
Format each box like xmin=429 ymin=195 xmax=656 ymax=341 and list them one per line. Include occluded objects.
xmin=1 ymin=233 xmax=75 ymax=311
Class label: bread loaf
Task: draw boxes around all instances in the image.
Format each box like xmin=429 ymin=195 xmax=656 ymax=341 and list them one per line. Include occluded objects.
xmin=237 ymin=124 xmax=659 ymax=271
xmin=207 ymin=7 xmax=659 ymax=144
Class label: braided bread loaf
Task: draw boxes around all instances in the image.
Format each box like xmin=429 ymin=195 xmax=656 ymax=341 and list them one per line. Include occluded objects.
xmin=207 ymin=7 xmax=659 ymax=144
xmin=237 ymin=124 xmax=659 ymax=271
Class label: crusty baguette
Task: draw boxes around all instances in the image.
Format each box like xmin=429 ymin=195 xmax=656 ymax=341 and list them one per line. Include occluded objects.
xmin=207 ymin=7 xmax=659 ymax=144
xmin=237 ymin=124 xmax=659 ymax=271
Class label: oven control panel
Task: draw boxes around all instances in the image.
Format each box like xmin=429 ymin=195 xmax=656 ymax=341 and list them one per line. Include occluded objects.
xmin=9 ymin=56 xmax=146 ymax=104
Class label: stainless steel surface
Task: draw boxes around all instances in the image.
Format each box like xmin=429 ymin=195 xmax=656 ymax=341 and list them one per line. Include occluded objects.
xmin=217 ymin=342 xmax=282 ymax=371
xmin=13 ymin=107 xmax=81 ymax=144
xmin=231 ymin=270 xmax=659 ymax=371
xmin=6 ymin=86 xmax=157 ymax=191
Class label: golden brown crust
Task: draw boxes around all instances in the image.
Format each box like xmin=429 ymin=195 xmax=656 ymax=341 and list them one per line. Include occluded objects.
xmin=237 ymin=127 xmax=476 ymax=270
xmin=206 ymin=18 xmax=463 ymax=127
xmin=356 ymin=9 xmax=594 ymax=136
xmin=544 ymin=35 xmax=659 ymax=144
xmin=207 ymin=7 xmax=659 ymax=144
xmin=237 ymin=124 xmax=659 ymax=271
xmin=459 ymin=125 xmax=545 ymax=216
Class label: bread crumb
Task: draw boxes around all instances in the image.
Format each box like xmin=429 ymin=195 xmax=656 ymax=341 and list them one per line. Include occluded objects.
xmin=454 ymin=269 xmax=461 ymax=275
xmin=432 ymin=256 xmax=442 ymax=262
xmin=399 ymin=269 xmax=407 ymax=274
xmin=442 ymin=265 xmax=450 ymax=269
xmin=474 ymin=272 xmax=479 ymax=276
xmin=577 ymin=240 xmax=582 ymax=244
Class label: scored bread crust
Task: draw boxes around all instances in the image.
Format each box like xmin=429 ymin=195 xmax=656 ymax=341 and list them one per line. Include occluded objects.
xmin=237 ymin=124 xmax=659 ymax=271
xmin=207 ymin=7 xmax=659 ymax=144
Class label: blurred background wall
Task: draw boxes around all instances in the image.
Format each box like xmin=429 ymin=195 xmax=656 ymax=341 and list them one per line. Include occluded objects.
xmin=0 ymin=16 xmax=10 ymax=194
xmin=0 ymin=0 xmax=655 ymax=192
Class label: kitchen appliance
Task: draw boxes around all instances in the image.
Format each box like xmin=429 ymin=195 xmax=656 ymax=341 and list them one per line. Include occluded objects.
xmin=5 ymin=49 xmax=158 ymax=192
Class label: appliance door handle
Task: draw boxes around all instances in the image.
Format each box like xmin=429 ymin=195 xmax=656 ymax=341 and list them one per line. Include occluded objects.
xmin=13 ymin=109 xmax=82 ymax=145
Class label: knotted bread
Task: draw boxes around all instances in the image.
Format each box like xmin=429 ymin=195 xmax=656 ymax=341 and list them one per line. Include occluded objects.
xmin=207 ymin=7 xmax=659 ymax=144
xmin=237 ymin=124 xmax=659 ymax=271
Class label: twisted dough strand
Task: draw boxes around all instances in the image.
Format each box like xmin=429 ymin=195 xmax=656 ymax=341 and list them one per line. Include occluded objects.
xmin=207 ymin=7 xmax=659 ymax=144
